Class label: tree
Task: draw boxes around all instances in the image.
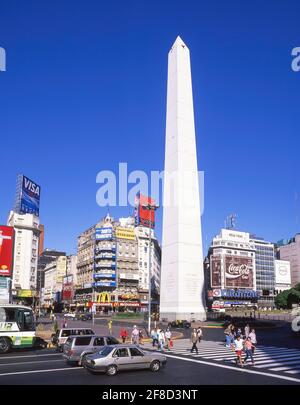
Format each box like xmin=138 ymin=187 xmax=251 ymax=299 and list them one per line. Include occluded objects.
xmin=275 ymin=290 xmax=290 ymax=309
xmin=275 ymin=286 xmax=300 ymax=309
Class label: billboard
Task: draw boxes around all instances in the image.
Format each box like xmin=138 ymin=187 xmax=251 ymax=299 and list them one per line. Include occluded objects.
xmin=224 ymin=255 xmax=254 ymax=288
xmin=16 ymin=175 xmax=41 ymax=217
xmin=0 ymin=226 xmax=14 ymax=277
xmin=134 ymin=193 xmax=156 ymax=229
xmin=95 ymin=227 xmax=113 ymax=240
xmin=0 ymin=277 xmax=10 ymax=304
xmin=275 ymin=260 xmax=291 ymax=285
xmin=210 ymin=256 xmax=221 ymax=288
xmin=115 ymin=227 xmax=135 ymax=240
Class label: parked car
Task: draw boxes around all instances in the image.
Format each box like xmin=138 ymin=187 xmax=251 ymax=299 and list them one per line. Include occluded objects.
xmin=63 ymin=313 xmax=76 ymax=319
xmin=51 ymin=328 xmax=95 ymax=351
xmin=169 ymin=320 xmax=191 ymax=329
xmin=75 ymin=312 xmax=93 ymax=321
xmin=82 ymin=344 xmax=167 ymax=376
xmin=63 ymin=335 xmax=120 ymax=365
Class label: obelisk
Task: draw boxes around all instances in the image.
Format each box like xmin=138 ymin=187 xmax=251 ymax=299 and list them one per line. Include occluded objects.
xmin=160 ymin=36 xmax=206 ymax=322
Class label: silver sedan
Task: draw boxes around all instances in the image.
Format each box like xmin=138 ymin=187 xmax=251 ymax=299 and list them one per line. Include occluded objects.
xmin=82 ymin=344 xmax=167 ymax=376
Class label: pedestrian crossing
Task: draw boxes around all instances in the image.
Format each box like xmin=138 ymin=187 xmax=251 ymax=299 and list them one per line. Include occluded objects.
xmin=144 ymin=339 xmax=300 ymax=377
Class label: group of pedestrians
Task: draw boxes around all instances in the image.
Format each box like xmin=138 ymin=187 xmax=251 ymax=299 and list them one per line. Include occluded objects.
xmin=151 ymin=327 xmax=173 ymax=351
xmin=224 ymin=323 xmax=257 ymax=367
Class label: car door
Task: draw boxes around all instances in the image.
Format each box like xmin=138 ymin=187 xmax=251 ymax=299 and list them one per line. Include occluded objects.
xmin=113 ymin=348 xmax=130 ymax=370
xmin=129 ymin=347 xmax=147 ymax=369
xmin=92 ymin=337 xmax=105 ymax=353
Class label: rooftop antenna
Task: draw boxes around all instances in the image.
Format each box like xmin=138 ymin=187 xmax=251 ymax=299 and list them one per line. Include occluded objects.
xmin=225 ymin=213 xmax=237 ymax=230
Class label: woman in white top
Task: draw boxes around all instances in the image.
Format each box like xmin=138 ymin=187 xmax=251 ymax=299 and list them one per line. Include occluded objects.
xmin=248 ymin=329 xmax=257 ymax=353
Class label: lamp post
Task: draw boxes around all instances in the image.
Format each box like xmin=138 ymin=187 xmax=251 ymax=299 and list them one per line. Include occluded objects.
xmin=141 ymin=203 xmax=159 ymax=335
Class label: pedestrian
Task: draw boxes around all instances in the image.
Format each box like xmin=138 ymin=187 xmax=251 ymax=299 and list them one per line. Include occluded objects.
xmin=157 ymin=329 xmax=165 ymax=351
xmin=232 ymin=335 xmax=244 ymax=367
xmin=151 ymin=328 xmax=158 ymax=347
xmin=165 ymin=328 xmax=172 ymax=351
xmin=190 ymin=329 xmax=199 ymax=354
xmin=244 ymin=337 xmax=255 ymax=366
xmin=244 ymin=324 xmax=250 ymax=339
xmin=139 ymin=329 xmax=144 ymax=345
xmin=196 ymin=326 xmax=203 ymax=343
xmin=224 ymin=324 xmax=232 ymax=347
xmin=249 ymin=328 xmax=257 ymax=354
xmin=108 ymin=319 xmax=113 ymax=335
xmin=131 ymin=325 xmax=139 ymax=345
xmin=63 ymin=320 xmax=68 ymax=328
xmin=120 ymin=328 xmax=128 ymax=343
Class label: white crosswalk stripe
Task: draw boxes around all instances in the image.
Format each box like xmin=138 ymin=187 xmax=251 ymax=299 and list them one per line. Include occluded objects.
xmin=144 ymin=339 xmax=300 ymax=376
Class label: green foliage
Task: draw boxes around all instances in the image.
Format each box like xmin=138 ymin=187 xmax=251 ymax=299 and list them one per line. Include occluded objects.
xmin=275 ymin=287 xmax=300 ymax=309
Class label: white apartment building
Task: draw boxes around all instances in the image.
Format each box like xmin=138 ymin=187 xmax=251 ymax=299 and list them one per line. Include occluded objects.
xmin=43 ymin=255 xmax=67 ymax=305
xmin=7 ymin=211 xmax=40 ymax=292
xmin=135 ymin=226 xmax=161 ymax=293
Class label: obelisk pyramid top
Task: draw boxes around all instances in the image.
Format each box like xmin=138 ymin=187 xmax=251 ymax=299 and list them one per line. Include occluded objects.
xmin=170 ymin=36 xmax=189 ymax=52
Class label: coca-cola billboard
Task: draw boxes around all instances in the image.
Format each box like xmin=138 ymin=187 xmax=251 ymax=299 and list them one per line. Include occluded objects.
xmin=225 ymin=255 xmax=254 ymax=288
xmin=211 ymin=256 xmax=221 ymax=287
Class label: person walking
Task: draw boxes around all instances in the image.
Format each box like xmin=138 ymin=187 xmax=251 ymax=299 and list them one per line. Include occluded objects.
xmin=158 ymin=329 xmax=165 ymax=351
xmin=196 ymin=326 xmax=203 ymax=343
xmin=244 ymin=324 xmax=250 ymax=339
xmin=120 ymin=328 xmax=128 ymax=343
xmin=191 ymin=329 xmax=199 ymax=354
xmin=249 ymin=329 xmax=257 ymax=354
xmin=244 ymin=337 xmax=255 ymax=366
xmin=232 ymin=335 xmax=244 ymax=367
xmin=131 ymin=325 xmax=139 ymax=345
xmin=224 ymin=324 xmax=232 ymax=347
xmin=139 ymin=329 xmax=144 ymax=345
xmin=165 ymin=328 xmax=172 ymax=351
xmin=151 ymin=328 xmax=158 ymax=347
xmin=107 ymin=319 xmax=113 ymax=335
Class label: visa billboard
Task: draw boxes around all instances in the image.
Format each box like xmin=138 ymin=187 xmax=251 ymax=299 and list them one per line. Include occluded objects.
xmin=0 ymin=226 xmax=14 ymax=277
xmin=16 ymin=175 xmax=41 ymax=217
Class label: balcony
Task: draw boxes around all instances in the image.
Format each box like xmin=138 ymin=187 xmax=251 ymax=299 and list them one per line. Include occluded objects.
xmin=94 ymin=263 xmax=116 ymax=270
xmin=93 ymin=273 xmax=116 ymax=279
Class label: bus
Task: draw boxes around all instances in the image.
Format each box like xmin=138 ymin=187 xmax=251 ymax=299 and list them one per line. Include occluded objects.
xmin=0 ymin=304 xmax=36 ymax=354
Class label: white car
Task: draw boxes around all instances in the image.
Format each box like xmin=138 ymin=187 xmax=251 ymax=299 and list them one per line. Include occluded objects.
xmin=63 ymin=313 xmax=76 ymax=319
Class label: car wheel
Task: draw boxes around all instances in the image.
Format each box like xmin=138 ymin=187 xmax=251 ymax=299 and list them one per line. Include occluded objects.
xmin=150 ymin=360 xmax=161 ymax=372
xmin=0 ymin=337 xmax=11 ymax=354
xmin=106 ymin=365 xmax=118 ymax=376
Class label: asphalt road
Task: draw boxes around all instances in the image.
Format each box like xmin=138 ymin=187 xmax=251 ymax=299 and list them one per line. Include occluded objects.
xmin=0 ymin=347 xmax=298 ymax=385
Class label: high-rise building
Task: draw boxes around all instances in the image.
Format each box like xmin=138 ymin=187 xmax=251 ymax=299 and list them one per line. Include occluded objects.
xmin=7 ymin=211 xmax=40 ymax=301
xmin=38 ymin=224 xmax=44 ymax=257
xmin=277 ymin=234 xmax=300 ymax=287
xmin=160 ymin=36 xmax=206 ymax=322
xmin=250 ymin=236 xmax=276 ymax=308
xmin=205 ymin=229 xmax=258 ymax=311
xmin=43 ymin=255 xmax=67 ymax=307
xmin=37 ymin=249 xmax=66 ymax=293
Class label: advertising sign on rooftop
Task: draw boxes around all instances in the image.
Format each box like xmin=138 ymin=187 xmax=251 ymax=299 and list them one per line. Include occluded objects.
xmin=15 ymin=175 xmax=41 ymax=217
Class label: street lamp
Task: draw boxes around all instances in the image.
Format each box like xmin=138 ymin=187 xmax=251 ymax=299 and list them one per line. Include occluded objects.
xmin=141 ymin=203 xmax=159 ymax=335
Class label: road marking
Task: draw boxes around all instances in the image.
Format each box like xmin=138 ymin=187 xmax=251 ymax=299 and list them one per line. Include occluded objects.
xmin=0 ymin=353 xmax=60 ymax=360
xmin=162 ymin=353 xmax=300 ymax=383
xmin=0 ymin=359 xmax=64 ymax=367
xmin=0 ymin=367 xmax=82 ymax=377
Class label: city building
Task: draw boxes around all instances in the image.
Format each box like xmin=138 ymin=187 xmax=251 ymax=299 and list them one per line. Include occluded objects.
xmin=277 ymin=234 xmax=300 ymax=287
xmin=43 ymin=255 xmax=67 ymax=308
xmin=38 ymin=224 xmax=44 ymax=256
xmin=160 ymin=37 xmax=206 ymax=322
xmin=37 ymin=249 xmax=66 ymax=294
xmin=250 ymin=235 xmax=276 ymax=308
xmin=7 ymin=210 xmax=40 ymax=303
xmin=75 ymin=212 xmax=161 ymax=312
xmin=205 ymin=229 xmax=257 ymax=311
xmin=274 ymin=260 xmax=291 ymax=294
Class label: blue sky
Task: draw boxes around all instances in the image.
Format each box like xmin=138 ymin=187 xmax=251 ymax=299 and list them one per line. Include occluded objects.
xmin=0 ymin=0 xmax=299 ymax=254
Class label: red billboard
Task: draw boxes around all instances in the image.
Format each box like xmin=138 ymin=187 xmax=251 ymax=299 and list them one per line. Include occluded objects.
xmin=134 ymin=193 xmax=156 ymax=229
xmin=0 ymin=226 xmax=14 ymax=277
xmin=224 ymin=255 xmax=254 ymax=288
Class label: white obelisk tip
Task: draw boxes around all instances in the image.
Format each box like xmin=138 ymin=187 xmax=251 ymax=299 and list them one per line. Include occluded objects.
xmin=171 ymin=36 xmax=189 ymax=50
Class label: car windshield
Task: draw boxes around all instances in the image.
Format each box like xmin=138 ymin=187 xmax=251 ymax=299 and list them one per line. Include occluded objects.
xmin=98 ymin=346 xmax=114 ymax=357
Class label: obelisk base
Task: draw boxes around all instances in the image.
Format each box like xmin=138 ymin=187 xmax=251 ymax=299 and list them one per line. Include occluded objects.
xmin=160 ymin=311 xmax=207 ymax=323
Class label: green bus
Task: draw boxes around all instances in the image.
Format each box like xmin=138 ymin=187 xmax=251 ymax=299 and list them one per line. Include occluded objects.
xmin=0 ymin=304 xmax=36 ymax=353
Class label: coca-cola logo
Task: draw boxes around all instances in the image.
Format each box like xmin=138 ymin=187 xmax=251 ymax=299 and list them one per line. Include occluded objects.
xmin=278 ymin=266 xmax=287 ymax=276
xmin=226 ymin=263 xmax=250 ymax=279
